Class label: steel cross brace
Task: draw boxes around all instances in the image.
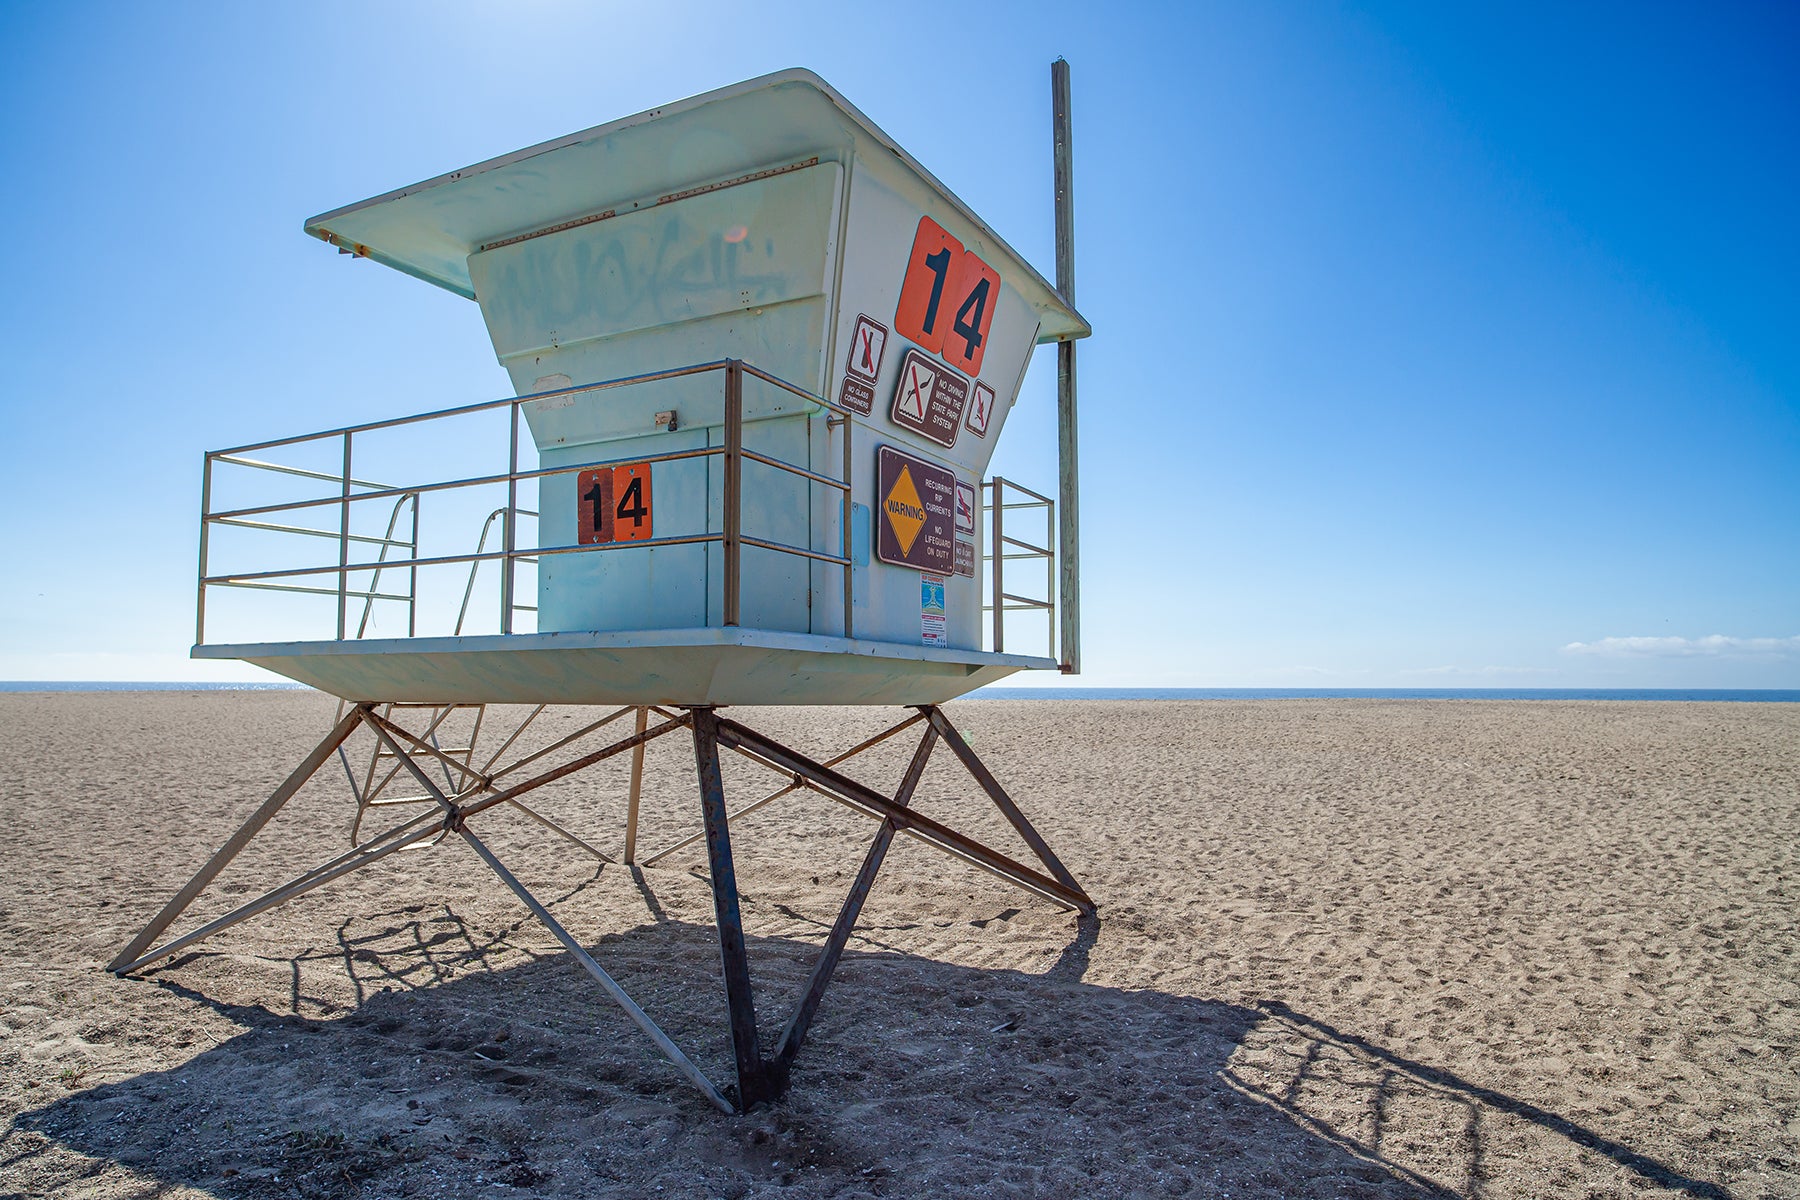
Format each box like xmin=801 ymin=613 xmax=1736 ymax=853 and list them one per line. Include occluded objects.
xmin=108 ymin=705 xmax=732 ymax=1104
xmin=710 ymin=710 xmax=1094 ymax=913
xmin=105 ymin=705 xmax=685 ymax=975
xmin=682 ymin=703 xmax=1094 ymax=1108
xmin=110 ymin=701 xmax=1094 ymax=1116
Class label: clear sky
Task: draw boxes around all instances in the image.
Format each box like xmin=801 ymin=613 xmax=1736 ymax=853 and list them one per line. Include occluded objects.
xmin=1 ymin=1 xmax=1794 ymax=687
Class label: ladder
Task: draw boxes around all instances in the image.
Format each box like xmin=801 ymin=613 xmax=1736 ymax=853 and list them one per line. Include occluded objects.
xmin=336 ymin=701 xmax=487 ymax=848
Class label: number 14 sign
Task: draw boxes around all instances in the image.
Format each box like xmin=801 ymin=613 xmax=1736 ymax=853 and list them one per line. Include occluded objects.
xmin=578 ymin=462 xmax=653 ymax=546
xmin=893 ymin=216 xmax=1001 ymax=376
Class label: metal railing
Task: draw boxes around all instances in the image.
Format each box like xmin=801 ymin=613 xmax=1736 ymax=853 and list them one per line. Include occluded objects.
xmin=454 ymin=507 xmax=538 ymax=637
xmin=982 ymin=476 xmax=1056 ymax=659
xmin=196 ymin=359 xmax=857 ymax=645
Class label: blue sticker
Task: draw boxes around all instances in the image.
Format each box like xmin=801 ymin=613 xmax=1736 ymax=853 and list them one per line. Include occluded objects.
xmin=921 ymin=576 xmax=945 ymax=617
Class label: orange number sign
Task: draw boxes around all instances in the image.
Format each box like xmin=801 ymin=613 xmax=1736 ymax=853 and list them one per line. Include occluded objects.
xmin=611 ymin=463 xmax=653 ymax=541
xmin=893 ymin=216 xmax=1000 ymax=376
xmin=577 ymin=468 xmax=614 ymax=546
xmin=578 ymin=462 xmax=653 ymax=546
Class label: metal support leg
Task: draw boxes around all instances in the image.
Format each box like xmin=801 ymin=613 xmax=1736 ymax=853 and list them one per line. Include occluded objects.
xmin=690 ymin=707 xmax=772 ymax=1110
xmin=111 ymin=811 xmax=448 ymax=975
xmin=109 ymin=704 xmax=372 ymax=973
xmin=774 ymin=722 xmax=939 ymax=1075
xmin=458 ymin=827 xmax=734 ymax=1114
xmin=113 ymin=700 xmax=1090 ymax=1116
xmin=922 ymin=706 xmax=1091 ymax=904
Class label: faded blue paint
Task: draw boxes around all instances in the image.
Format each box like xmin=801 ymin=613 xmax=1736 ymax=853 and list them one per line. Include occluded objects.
xmin=473 ymin=163 xmax=840 ymax=374
xmin=850 ymin=503 xmax=869 ymax=567
xmin=536 ymin=425 xmax=712 ymax=631
xmin=474 ymin=164 xmax=841 ymax=639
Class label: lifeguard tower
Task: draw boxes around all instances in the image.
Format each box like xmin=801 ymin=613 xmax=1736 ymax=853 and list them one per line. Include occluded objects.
xmin=113 ymin=66 xmax=1093 ymax=1113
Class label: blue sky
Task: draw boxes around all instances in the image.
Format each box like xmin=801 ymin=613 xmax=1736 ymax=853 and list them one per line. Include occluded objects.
xmin=1 ymin=1 xmax=1794 ymax=687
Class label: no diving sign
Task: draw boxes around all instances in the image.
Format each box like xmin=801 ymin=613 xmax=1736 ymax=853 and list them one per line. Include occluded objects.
xmin=890 ymin=348 xmax=968 ymax=449
xmin=875 ymin=445 xmax=956 ymax=574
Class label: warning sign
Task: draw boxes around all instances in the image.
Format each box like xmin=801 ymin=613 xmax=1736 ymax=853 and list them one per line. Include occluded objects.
xmin=890 ymin=348 xmax=968 ymax=449
xmin=920 ymin=574 xmax=947 ymax=646
xmin=954 ymin=539 xmax=975 ymax=577
xmin=965 ymin=381 xmax=996 ymax=438
xmin=954 ymin=480 xmax=976 ymax=534
xmin=875 ymin=445 xmax=955 ymax=573
xmin=884 ymin=462 xmax=927 ymax=555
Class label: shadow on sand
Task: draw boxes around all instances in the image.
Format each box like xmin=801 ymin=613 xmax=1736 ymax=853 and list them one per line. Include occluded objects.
xmin=4 ymin=904 xmax=1730 ymax=1200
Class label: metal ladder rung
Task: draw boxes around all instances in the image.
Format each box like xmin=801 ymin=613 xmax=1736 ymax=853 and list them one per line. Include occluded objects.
xmin=372 ymin=743 xmax=475 ymax=757
xmin=344 ymin=700 xmax=490 ymax=851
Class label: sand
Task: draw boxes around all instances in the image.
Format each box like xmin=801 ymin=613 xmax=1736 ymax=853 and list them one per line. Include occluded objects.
xmin=0 ymin=691 xmax=1794 ymax=1199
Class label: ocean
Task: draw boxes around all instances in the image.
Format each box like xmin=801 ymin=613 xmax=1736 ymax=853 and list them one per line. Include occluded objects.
xmin=2 ymin=682 xmax=1795 ymax=702
xmin=968 ymin=687 xmax=1800 ymax=702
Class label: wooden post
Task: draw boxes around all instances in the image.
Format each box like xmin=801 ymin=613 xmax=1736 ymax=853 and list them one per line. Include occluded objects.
xmin=1052 ymin=58 xmax=1081 ymax=675
xmin=623 ymin=706 xmax=647 ymax=863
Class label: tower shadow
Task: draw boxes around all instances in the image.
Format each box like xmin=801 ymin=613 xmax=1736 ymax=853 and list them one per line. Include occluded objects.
xmin=3 ymin=913 xmax=1731 ymax=1199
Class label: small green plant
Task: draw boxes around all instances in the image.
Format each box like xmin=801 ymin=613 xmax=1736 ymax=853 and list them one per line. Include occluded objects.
xmin=56 ymin=1066 xmax=88 ymax=1089
xmin=286 ymin=1128 xmax=348 ymax=1152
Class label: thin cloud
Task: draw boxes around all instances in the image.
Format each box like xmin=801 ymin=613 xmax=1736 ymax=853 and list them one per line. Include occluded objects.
xmin=1268 ymin=666 xmax=1374 ymax=678
xmin=1402 ymin=665 xmax=1558 ymax=677
xmin=1561 ymin=635 xmax=1800 ymax=658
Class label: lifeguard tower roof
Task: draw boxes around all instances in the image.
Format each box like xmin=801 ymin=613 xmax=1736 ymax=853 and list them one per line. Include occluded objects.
xmin=304 ymin=69 xmax=1089 ymax=341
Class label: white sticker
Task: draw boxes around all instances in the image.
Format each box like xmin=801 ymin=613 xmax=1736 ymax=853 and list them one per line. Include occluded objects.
xmin=921 ymin=573 xmax=947 ymax=646
xmin=529 ymin=373 xmax=576 ymax=412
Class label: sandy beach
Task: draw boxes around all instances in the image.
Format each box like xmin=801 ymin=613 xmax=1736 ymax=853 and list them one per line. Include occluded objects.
xmin=0 ymin=691 xmax=1794 ymax=1198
